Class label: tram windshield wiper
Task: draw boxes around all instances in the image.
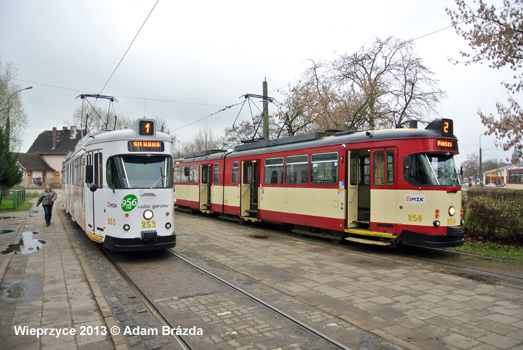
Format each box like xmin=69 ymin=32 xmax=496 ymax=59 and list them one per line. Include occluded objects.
xmin=150 ymin=166 xmax=165 ymax=189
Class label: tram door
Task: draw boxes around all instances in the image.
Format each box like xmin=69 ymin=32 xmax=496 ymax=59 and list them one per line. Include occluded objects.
xmin=85 ymin=150 xmax=103 ymax=236
xmin=345 ymin=149 xmax=371 ymax=228
xmin=346 ymin=151 xmax=359 ymax=228
xmin=199 ymin=164 xmax=211 ymax=211
xmin=371 ymin=147 xmax=397 ymax=231
xmin=240 ymin=160 xmax=259 ymax=218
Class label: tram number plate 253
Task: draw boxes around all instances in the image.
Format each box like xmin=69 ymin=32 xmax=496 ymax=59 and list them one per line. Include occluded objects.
xmin=141 ymin=221 xmax=156 ymax=229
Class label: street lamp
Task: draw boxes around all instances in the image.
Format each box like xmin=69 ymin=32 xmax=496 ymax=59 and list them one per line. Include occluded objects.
xmin=6 ymin=86 xmax=32 ymax=152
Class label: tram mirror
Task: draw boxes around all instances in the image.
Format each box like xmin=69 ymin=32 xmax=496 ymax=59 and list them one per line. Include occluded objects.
xmin=184 ymin=167 xmax=190 ymax=177
xmin=89 ymin=184 xmax=98 ymax=192
xmin=85 ymin=165 xmax=94 ymax=184
xmin=403 ymin=157 xmax=412 ymax=178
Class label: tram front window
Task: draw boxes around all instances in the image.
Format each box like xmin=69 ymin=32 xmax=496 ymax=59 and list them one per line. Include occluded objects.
xmin=404 ymin=153 xmax=460 ymax=186
xmin=107 ymin=155 xmax=173 ymax=189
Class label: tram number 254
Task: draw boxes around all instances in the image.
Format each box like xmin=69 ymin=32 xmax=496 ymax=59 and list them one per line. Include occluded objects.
xmin=141 ymin=221 xmax=156 ymax=229
xmin=407 ymin=214 xmax=422 ymax=222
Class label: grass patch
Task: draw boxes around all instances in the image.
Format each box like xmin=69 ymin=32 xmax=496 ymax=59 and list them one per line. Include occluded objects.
xmin=0 ymin=200 xmax=34 ymax=212
xmin=449 ymin=240 xmax=523 ymax=262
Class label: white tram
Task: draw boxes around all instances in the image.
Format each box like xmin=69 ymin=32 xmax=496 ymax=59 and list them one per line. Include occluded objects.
xmin=62 ymin=119 xmax=176 ymax=251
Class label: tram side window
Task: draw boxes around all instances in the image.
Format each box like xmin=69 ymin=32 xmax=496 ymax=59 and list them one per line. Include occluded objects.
xmin=374 ymin=150 xmax=395 ymax=186
xmin=285 ymin=155 xmax=308 ymax=185
xmin=374 ymin=151 xmax=385 ymax=185
xmin=311 ymin=152 xmax=338 ymax=185
xmin=360 ymin=156 xmax=370 ymax=185
xmin=264 ymin=157 xmax=284 ymax=185
xmin=181 ymin=165 xmax=197 ymax=183
xmin=350 ymin=154 xmax=358 ymax=186
xmin=75 ymin=158 xmax=81 ymax=186
xmin=201 ymin=166 xmax=209 ymax=184
xmin=107 ymin=157 xmax=127 ymax=188
xmin=173 ymin=166 xmax=181 ymax=184
xmin=95 ymin=153 xmax=103 ymax=188
xmin=386 ymin=150 xmax=394 ymax=185
xmin=232 ymin=161 xmax=239 ymax=184
xmin=214 ymin=163 xmax=220 ymax=184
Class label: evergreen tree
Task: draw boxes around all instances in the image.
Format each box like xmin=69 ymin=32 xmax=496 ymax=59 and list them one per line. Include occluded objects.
xmin=0 ymin=126 xmax=22 ymax=193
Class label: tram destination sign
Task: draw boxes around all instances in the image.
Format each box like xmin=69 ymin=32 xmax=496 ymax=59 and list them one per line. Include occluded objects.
xmin=128 ymin=141 xmax=164 ymax=152
xmin=436 ymin=139 xmax=458 ymax=151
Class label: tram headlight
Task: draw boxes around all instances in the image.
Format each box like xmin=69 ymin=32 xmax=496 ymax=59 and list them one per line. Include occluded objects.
xmin=433 ymin=220 xmax=440 ymax=227
xmin=123 ymin=224 xmax=130 ymax=231
xmin=143 ymin=210 xmax=154 ymax=220
xmin=448 ymin=206 xmax=456 ymax=216
xmin=165 ymin=222 xmax=172 ymax=229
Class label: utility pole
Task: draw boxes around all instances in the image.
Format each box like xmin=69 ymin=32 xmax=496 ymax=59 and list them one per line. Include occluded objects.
xmin=263 ymin=79 xmax=269 ymax=140
xmin=479 ymin=134 xmax=483 ymax=187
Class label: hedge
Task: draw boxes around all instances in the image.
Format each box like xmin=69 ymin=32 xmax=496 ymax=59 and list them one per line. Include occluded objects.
xmin=464 ymin=188 xmax=523 ymax=245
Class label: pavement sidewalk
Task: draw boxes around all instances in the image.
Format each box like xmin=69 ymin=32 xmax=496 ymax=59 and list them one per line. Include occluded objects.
xmin=0 ymin=199 xmax=126 ymax=350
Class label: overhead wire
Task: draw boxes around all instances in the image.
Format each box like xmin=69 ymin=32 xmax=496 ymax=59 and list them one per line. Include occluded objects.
xmin=98 ymin=0 xmax=160 ymax=95
xmin=172 ymin=102 xmax=244 ymax=132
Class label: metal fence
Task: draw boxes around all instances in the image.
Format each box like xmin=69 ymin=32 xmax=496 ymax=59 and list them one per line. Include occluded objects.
xmin=0 ymin=189 xmax=26 ymax=210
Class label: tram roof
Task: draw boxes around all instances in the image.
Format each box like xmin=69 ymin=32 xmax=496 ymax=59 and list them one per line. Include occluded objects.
xmin=180 ymin=118 xmax=457 ymax=162
xmin=71 ymin=128 xmax=172 ymax=153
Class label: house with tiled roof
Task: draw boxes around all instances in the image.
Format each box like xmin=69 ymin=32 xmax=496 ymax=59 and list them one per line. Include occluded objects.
xmin=18 ymin=126 xmax=83 ymax=187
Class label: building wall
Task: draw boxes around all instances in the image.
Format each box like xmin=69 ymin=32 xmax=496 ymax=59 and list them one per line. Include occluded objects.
xmin=42 ymin=155 xmax=65 ymax=174
xmin=23 ymin=170 xmax=58 ymax=188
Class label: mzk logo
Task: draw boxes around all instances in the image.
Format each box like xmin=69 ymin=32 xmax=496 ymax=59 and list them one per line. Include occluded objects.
xmin=405 ymin=195 xmax=425 ymax=204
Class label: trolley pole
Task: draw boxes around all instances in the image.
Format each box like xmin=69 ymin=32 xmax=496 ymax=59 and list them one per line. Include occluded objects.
xmin=263 ymin=79 xmax=269 ymax=141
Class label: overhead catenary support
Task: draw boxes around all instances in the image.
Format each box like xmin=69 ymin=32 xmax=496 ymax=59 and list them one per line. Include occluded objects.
xmin=263 ymin=79 xmax=269 ymax=141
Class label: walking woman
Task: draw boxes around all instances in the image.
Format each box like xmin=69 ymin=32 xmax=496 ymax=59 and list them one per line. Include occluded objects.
xmin=37 ymin=183 xmax=57 ymax=227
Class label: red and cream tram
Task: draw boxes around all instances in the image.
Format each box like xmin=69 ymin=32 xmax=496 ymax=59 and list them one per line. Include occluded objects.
xmin=174 ymin=119 xmax=464 ymax=248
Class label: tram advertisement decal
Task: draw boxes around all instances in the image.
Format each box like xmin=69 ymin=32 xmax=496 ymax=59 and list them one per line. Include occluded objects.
xmin=122 ymin=194 xmax=138 ymax=212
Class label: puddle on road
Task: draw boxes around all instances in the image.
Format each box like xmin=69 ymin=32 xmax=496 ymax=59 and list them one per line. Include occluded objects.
xmin=1 ymin=231 xmax=47 ymax=255
xmin=5 ymin=282 xmax=26 ymax=299
xmin=0 ymin=277 xmax=43 ymax=302
xmin=0 ymin=229 xmax=17 ymax=235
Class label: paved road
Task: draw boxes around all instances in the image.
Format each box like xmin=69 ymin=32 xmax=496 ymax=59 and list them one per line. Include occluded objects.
xmin=174 ymin=212 xmax=523 ymax=350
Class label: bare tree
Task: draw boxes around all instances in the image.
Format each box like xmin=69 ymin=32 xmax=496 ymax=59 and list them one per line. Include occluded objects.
xmin=278 ymin=37 xmax=445 ymax=134
xmin=0 ymin=60 xmax=29 ymax=151
xmin=447 ymin=0 xmax=523 ymax=158
xmin=221 ymin=113 xmax=281 ymax=149
xmin=69 ymin=105 xmax=132 ymax=134
xmin=179 ymin=127 xmax=222 ymax=156
xmin=330 ymin=36 xmax=445 ymax=129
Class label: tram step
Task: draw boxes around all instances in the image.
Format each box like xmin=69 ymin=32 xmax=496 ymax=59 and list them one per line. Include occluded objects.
xmin=345 ymin=237 xmax=392 ymax=246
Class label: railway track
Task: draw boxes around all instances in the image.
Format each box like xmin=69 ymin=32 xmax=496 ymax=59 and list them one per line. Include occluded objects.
xmin=238 ymin=214 xmax=523 ymax=289
xmin=100 ymin=247 xmax=191 ymax=350
xmin=100 ymin=246 xmax=361 ymax=350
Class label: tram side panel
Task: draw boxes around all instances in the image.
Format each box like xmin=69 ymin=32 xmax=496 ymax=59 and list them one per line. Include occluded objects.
xmin=175 ymin=164 xmax=200 ymax=210
xmin=221 ymin=159 xmax=241 ymax=217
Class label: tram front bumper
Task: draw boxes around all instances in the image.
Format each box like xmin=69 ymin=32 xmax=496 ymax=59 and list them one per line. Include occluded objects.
xmin=399 ymin=227 xmax=464 ymax=248
xmin=103 ymin=234 xmax=176 ymax=252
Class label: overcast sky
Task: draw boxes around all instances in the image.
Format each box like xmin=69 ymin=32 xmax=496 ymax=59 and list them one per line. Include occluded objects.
xmin=1 ymin=0 xmax=517 ymax=165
